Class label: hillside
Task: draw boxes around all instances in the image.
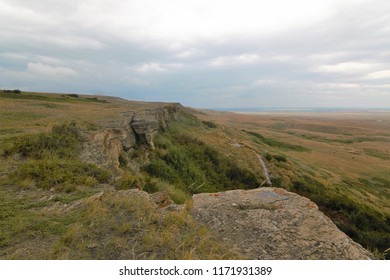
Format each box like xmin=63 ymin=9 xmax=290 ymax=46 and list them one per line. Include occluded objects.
xmin=0 ymin=90 xmax=388 ymax=259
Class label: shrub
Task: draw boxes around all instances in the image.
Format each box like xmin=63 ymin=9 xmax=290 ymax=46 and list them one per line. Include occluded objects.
xmin=265 ymin=153 xmax=273 ymax=161
xmin=274 ymin=154 xmax=287 ymax=162
xmin=67 ymin=94 xmax=79 ymax=98
xmin=3 ymin=121 xmax=83 ymax=159
xmin=202 ymin=120 xmax=217 ymax=129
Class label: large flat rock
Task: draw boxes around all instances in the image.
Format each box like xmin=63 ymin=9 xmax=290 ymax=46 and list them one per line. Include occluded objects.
xmin=192 ymin=187 xmax=373 ymax=259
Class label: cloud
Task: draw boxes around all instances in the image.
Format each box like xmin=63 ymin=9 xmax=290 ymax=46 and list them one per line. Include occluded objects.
xmin=27 ymin=62 xmax=77 ymax=77
xmin=177 ymin=48 xmax=205 ymax=59
xmin=135 ymin=63 xmax=167 ymax=74
xmin=1 ymin=0 xmax=390 ymax=108
xmin=366 ymin=69 xmax=390 ymax=79
xmin=210 ymin=54 xmax=261 ymax=67
xmin=312 ymin=62 xmax=379 ymax=74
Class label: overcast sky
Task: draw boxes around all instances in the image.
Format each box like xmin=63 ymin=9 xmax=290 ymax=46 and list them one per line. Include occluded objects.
xmin=1 ymin=0 xmax=390 ymax=108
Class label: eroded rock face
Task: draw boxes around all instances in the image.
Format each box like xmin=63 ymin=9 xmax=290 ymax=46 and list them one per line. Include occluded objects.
xmin=192 ymin=187 xmax=373 ymax=260
xmin=80 ymin=104 xmax=182 ymax=170
xmin=130 ymin=116 xmax=159 ymax=149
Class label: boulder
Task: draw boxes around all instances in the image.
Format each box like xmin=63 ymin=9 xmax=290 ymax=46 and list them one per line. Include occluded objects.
xmin=192 ymin=187 xmax=374 ymax=259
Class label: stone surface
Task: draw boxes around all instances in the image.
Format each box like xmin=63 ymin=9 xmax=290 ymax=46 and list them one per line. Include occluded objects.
xmin=130 ymin=115 xmax=159 ymax=149
xmin=80 ymin=104 xmax=182 ymax=170
xmin=192 ymin=187 xmax=374 ymax=260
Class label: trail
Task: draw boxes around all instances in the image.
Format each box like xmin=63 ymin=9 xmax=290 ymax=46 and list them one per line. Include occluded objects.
xmin=224 ymin=131 xmax=272 ymax=187
xmin=256 ymin=153 xmax=272 ymax=186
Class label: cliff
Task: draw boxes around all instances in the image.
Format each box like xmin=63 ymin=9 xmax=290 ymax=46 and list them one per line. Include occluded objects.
xmin=80 ymin=103 xmax=182 ymax=171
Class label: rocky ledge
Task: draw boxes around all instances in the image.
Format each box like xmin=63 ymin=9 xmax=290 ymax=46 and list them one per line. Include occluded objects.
xmin=192 ymin=187 xmax=373 ymax=259
xmin=80 ymin=103 xmax=182 ymax=171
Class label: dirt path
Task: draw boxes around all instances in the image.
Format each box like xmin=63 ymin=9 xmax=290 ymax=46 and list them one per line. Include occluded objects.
xmin=225 ymin=132 xmax=272 ymax=186
xmin=256 ymin=153 xmax=272 ymax=186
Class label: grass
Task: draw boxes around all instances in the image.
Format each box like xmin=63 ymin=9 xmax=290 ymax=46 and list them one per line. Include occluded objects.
xmin=244 ymin=130 xmax=311 ymax=152
xmin=364 ymin=148 xmax=390 ymax=160
xmin=2 ymin=122 xmax=111 ymax=191
xmin=144 ymin=120 xmax=260 ymax=194
xmin=46 ymin=191 xmax=240 ymax=260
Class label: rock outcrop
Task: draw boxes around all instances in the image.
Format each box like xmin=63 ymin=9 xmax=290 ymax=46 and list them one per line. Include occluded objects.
xmin=192 ymin=187 xmax=374 ymax=260
xmin=80 ymin=104 xmax=182 ymax=170
xmin=130 ymin=115 xmax=159 ymax=149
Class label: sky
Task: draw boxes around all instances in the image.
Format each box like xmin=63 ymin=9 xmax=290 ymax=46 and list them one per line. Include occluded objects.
xmin=1 ymin=0 xmax=390 ymax=108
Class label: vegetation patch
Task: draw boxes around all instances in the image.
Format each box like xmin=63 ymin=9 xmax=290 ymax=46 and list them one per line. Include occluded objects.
xmin=144 ymin=124 xmax=260 ymax=194
xmin=364 ymin=148 xmax=390 ymax=160
xmin=11 ymin=159 xmax=110 ymax=190
xmin=3 ymin=122 xmax=110 ymax=191
xmin=265 ymin=152 xmax=287 ymax=162
xmin=3 ymin=121 xmax=84 ymax=159
xmin=202 ymin=120 xmax=217 ymax=129
xmin=244 ymin=130 xmax=310 ymax=152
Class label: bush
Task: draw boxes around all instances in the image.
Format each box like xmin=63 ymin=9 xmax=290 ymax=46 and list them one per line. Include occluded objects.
xmin=265 ymin=153 xmax=273 ymax=161
xmin=274 ymin=154 xmax=287 ymax=162
xmin=3 ymin=121 xmax=83 ymax=159
xmin=202 ymin=121 xmax=217 ymax=129
xmin=3 ymin=89 xmax=21 ymax=94
xmin=67 ymin=94 xmax=79 ymax=98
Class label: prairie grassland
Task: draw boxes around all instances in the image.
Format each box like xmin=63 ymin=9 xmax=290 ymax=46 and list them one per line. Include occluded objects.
xmin=194 ymin=110 xmax=390 ymax=256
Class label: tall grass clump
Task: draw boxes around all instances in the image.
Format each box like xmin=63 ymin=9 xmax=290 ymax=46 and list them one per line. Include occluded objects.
xmin=3 ymin=122 xmax=110 ymax=191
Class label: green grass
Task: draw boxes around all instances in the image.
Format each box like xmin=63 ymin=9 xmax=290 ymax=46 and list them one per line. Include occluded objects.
xmin=144 ymin=126 xmax=260 ymax=194
xmin=244 ymin=130 xmax=311 ymax=152
xmin=0 ymin=111 xmax=47 ymax=121
xmin=3 ymin=122 xmax=111 ymax=191
xmin=2 ymin=121 xmax=84 ymax=158
xmin=364 ymin=148 xmax=390 ymax=160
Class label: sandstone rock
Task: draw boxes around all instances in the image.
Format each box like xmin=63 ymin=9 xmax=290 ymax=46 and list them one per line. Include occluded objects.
xmin=130 ymin=116 xmax=159 ymax=149
xmin=80 ymin=103 xmax=182 ymax=169
xmin=192 ymin=187 xmax=374 ymax=260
